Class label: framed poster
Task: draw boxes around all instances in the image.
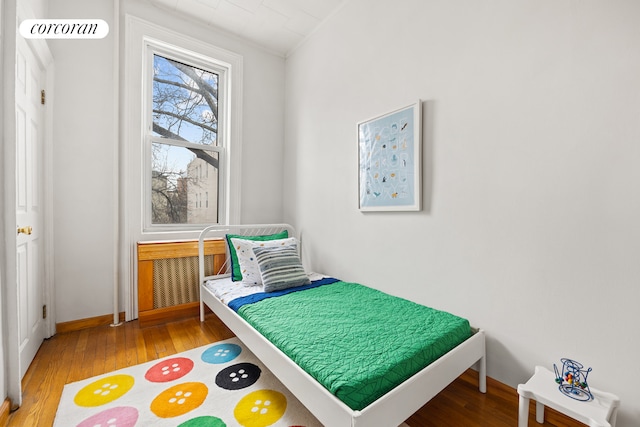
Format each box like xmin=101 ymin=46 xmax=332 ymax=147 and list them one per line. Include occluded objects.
xmin=358 ymin=100 xmax=421 ymax=211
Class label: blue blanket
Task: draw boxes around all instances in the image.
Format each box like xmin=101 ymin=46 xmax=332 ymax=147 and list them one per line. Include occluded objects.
xmin=228 ymin=277 xmax=339 ymax=312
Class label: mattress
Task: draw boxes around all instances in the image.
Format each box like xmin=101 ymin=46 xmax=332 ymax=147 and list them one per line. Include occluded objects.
xmin=204 ymin=272 xmax=328 ymax=305
xmin=205 ymin=276 xmax=471 ymax=411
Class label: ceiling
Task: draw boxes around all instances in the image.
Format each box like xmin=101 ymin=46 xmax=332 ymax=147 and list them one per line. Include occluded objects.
xmin=150 ymin=0 xmax=346 ymax=56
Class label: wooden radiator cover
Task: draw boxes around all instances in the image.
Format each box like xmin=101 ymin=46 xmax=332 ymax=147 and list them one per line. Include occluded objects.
xmin=137 ymin=239 xmax=227 ymax=327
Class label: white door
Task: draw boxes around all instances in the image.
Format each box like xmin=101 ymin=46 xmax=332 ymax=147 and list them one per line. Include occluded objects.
xmin=14 ymin=34 xmax=46 ymax=382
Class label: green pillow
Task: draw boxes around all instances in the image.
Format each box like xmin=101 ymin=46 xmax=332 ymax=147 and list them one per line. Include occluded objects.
xmin=226 ymin=230 xmax=288 ymax=281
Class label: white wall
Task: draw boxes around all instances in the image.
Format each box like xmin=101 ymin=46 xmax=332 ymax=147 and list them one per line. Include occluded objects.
xmin=48 ymin=0 xmax=286 ymax=323
xmin=48 ymin=0 xmax=117 ymax=323
xmin=284 ymin=1 xmax=640 ymax=425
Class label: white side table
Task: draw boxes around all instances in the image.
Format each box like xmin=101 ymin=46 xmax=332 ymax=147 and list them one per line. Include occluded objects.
xmin=517 ymin=366 xmax=620 ymax=427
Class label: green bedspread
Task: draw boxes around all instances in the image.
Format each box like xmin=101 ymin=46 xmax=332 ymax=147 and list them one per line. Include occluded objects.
xmin=237 ymin=281 xmax=471 ymax=410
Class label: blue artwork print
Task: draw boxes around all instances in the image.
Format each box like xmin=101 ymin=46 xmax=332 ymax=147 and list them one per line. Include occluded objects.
xmin=359 ymin=102 xmax=420 ymax=210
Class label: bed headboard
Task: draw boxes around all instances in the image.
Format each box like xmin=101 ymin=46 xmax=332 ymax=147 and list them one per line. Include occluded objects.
xmin=198 ymin=223 xmax=296 ymax=285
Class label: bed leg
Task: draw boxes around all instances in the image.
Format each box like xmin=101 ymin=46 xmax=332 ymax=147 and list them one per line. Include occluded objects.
xmin=199 ymin=301 xmax=204 ymax=322
xmin=478 ymin=355 xmax=487 ymax=393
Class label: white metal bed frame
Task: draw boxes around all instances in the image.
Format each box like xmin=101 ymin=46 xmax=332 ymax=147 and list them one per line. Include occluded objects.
xmin=199 ymin=224 xmax=486 ymax=427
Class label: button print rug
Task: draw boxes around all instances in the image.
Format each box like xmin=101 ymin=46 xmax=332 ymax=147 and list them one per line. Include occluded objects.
xmin=54 ymin=337 xmax=322 ymax=427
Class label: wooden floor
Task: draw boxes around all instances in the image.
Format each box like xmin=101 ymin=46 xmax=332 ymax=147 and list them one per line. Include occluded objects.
xmin=9 ymin=314 xmax=583 ymax=427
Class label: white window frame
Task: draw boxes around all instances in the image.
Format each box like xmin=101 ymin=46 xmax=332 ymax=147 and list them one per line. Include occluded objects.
xmin=144 ymin=42 xmax=228 ymax=231
xmin=124 ymin=16 xmax=242 ymax=238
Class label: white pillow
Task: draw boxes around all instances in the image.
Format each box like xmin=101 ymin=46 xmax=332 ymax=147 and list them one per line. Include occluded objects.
xmin=229 ymin=237 xmax=297 ymax=286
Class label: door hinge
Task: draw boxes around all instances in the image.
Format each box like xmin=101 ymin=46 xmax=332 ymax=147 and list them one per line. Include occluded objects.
xmin=41 ymin=89 xmax=45 ymax=105
xmin=43 ymin=304 xmax=47 ymax=319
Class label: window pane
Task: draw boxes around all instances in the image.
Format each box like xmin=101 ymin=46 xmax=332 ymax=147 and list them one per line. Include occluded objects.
xmin=152 ymin=54 xmax=219 ymax=146
xmin=151 ymin=143 xmax=219 ymax=224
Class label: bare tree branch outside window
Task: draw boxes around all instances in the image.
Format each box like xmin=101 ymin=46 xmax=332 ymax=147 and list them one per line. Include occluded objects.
xmin=151 ymin=54 xmax=220 ymax=225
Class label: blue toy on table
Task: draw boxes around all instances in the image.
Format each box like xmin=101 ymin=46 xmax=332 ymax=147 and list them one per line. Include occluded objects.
xmin=553 ymin=358 xmax=593 ymax=402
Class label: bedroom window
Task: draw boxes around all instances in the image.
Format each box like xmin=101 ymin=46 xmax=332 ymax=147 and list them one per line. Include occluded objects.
xmin=150 ymin=53 xmax=221 ymax=226
xmin=143 ymin=39 xmax=239 ymax=229
xmin=126 ymin=16 xmax=242 ymax=237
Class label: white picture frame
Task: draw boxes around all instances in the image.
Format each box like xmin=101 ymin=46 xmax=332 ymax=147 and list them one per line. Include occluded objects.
xmin=358 ymin=100 xmax=422 ymax=211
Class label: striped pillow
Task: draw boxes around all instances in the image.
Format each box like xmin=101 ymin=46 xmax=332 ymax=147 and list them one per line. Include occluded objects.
xmin=230 ymin=237 xmax=297 ymax=286
xmin=252 ymin=245 xmax=310 ymax=292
